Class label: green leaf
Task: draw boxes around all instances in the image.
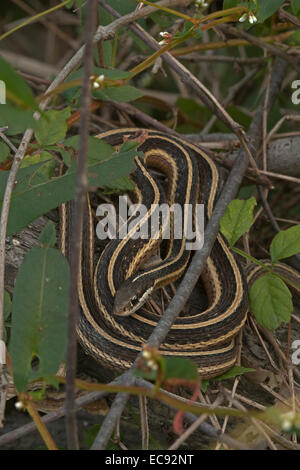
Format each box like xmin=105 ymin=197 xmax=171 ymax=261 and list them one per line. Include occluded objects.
xmin=0 ymin=56 xmax=37 ymax=110
xmin=4 ymin=290 xmax=12 ymax=321
xmin=38 ymin=221 xmax=56 ymax=248
xmin=215 ymin=365 xmax=255 ymax=381
xmin=93 ymin=85 xmax=144 ymax=103
xmin=0 ymin=141 xmax=10 ymax=163
xmin=223 ymin=0 xmax=240 ymax=9
xmin=3 ymin=290 xmax=12 ymax=343
xmin=201 ymin=379 xmax=209 ymax=393
xmin=0 ymin=103 xmax=36 ymax=135
xmin=35 ymin=108 xmax=71 ymax=146
xmin=256 ymin=0 xmax=286 ymax=22
xmin=20 ymin=151 xmax=56 ymax=185
xmin=270 ymin=225 xmax=300 ymax=263
xmin=63 ymin=135 xmax=115 ymax=166
xmin=135 ymin=356 xmax=199 ymax=384
xmin=291 ymin=0 xmax=300 ymax=14
xmin=10 ymin=245 xmax=70 ymax=392
xmin=163 ymin=357 xmax=199 ymax=382
xmin=0 ymin=161 xmax=46 ymax=199
xmin=103 ymin=176 xmax=135 ymax=193
xmin=1 ymin=143 xmax=138 ymax=236
xmin=249 ymin=273 xmax=293 ymax=330
xmin=220 ymin=197 xmax=257 ymax=247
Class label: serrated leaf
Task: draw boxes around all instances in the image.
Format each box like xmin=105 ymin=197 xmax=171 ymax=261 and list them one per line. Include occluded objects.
xmin=220 ymin=197 xmax=257 ymax=247
xmin=0 ymin=56 xmax=37 ymax=110
xmin=93 ymin=85 xmax=144 ymax=103
xmin=270 ymin=225 xmax=300 ymax=263
xmin=249 ymin=273 xmax=293 ymax=331
xmin=215 ymin=365 xmax=255 ymax=381
xmin=256 ymin=0 xmax=286 ymax=22
xmin=35 ymin=108 xmax=71 ymax=146
xmin=10 ymin=246 xmax=70 ymax=392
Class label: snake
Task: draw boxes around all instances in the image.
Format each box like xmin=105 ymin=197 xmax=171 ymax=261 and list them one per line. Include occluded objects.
xmin=59 ymin=128 xmax=299 ymax=379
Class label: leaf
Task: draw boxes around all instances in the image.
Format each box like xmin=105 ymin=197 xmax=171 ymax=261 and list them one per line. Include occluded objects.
xmin=223 ymin=0 xmax=239 ymax=9
xmin=215 ymin=365 xmax=255 ymax=381
xmin=103 ymin=176 xmax=135 ymax=193
xmin=292 ymin=0 xmax=300 ymax=14
xmin=38 ymin=221 xmax=56 ymax=247
xmin=9 ymin=244 xmax=70 ymax=392
xmin=63 ymin=135 xmax=115 ymax=166
xmin=0 ymin=56 xmax=37 ymax=110
xmin=249 ymin=273 xmax=293 ymax=330
xmin=0 ymin=161 xmax=46 ymax=199
xmin=3 ymin=290 xmax=12 ymax=343
xmin=135 ymin=356 xmax=199 ymax=385
xmin=20 ymin=151 xmax=56 ymax=185
xmin=1 ymin=143 xmax=138 ymax=236
xmin=270 ymin=225 xmax=300 ymax=263
xmin=201 ymin=379 xmax=209 ymax=393
xmin=35 ymin=108 xmax=71 ymax=146
xmin=256 ymin=0 xmax=286 ymax=22
xmin=163 ymin=357 xmax=199 ymax=383
xmin=0 ymin=141 xmax=10 ymax=163
xmin=0 ymin=103 xmax=36 ymax=135
xmin=4 ymin=290 xmax=12 ymax=321
xmin=220 ymin=197 xmax=257 ymax=247
xmin=93 ymin=85 xmax=144 ymax=103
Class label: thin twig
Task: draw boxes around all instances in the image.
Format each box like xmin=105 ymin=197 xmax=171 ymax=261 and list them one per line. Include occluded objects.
xmin=219 ymin=25 xmax=300 ymax=74
xmin=65 ymin=0 xmax=97 ymax=450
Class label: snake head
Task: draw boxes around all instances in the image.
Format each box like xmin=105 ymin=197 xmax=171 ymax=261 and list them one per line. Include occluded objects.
xmin=113 ymin=276 xmax=155 ymax=317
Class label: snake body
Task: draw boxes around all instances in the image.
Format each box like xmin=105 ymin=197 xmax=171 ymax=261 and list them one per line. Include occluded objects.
xmin=60 ymin=129 xmax=249 ymax=378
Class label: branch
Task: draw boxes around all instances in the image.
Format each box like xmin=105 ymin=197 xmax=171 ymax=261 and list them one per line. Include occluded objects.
xmin=219 ymin=25 xmax=300 ymax=74
xmin=65 ymin=0 xmax=97 ymax=451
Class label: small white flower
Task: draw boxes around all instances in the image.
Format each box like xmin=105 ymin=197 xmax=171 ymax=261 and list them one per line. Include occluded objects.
xmin=158 ymin=31 xmax=172 ymax=46
xmin=239 ymin=13 xmax=248 ymax=23
xmin=195 ymin=0 xmax=208 ymax=9
xmin=249 ymin=12 xmax=257 ymax=24
xmin=15 ymin=401 xmax=24 ymax=411
xmin=239 ymin=11 xmax=257 ymax=24
xmin=281 ymin=411 xmax=297 ymax=431
xmin=146 ymin=359 xmax=158 ymax=371
xmin=92 ymin=74 xmax=105 ymax=89
xmin=142 ymin=349 xmax=152 ymax=360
